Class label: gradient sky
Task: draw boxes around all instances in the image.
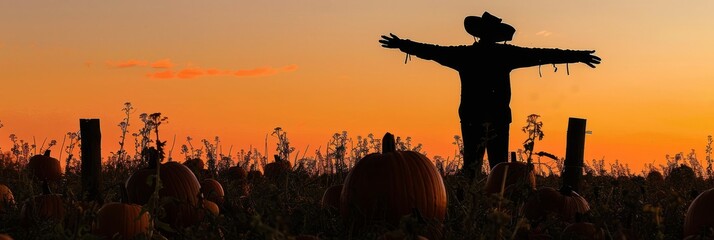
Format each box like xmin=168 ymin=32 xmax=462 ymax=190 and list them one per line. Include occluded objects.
xmin=2 ymin=1 xmax=714 ymax=174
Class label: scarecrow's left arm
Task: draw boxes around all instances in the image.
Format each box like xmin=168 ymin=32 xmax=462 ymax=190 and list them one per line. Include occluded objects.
xmin=508 ymin=45 xmax=601 ymax=69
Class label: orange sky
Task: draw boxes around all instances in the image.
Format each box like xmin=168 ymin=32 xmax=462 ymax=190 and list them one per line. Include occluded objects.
xmin=2 ymin=1 xmax=714 ymax=175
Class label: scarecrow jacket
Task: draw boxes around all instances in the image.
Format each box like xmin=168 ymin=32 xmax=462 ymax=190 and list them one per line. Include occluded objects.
xmin=398 ymin=40 xmax=586 ymax=124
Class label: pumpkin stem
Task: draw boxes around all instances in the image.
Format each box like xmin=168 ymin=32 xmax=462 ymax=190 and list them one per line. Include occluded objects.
xmin=274 ymin=155 xmax=282 ymax=163
xmin=43 ymin=149 xmax=51 ymax=157
xmin=382 ymin=132 xmax=396 ymax=153
xmin=41 ymin=180 xmax=52 ymax=195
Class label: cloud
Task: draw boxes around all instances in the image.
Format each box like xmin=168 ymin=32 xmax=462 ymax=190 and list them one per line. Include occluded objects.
xmin=177 ymin=67 xmax=205 ymax=79
xmin=536 ymin=30 xmax=553 ymax=37
xmin=107 ymin=58 xmax=297 ymax=79
xmin=151 ymin=59 xmax=174 ymax=69
xmin=107 ymin=60 xmax=148 ymax=68
xmin=206 ymin=68 xmax=231 ymax=76
xmin=282 ymin=64 xmax=298 ymax=72
xmin=234 ymin=67 xmax=278 ymax=77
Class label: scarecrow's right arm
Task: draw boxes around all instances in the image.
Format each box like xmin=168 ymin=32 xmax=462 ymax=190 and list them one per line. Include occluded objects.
xmin=380 ymin=33 xmax=462 ymax=69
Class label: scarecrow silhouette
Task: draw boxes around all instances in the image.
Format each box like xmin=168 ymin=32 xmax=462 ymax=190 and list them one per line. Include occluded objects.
xmin=380 ymin=12 xmax=601 ymax=180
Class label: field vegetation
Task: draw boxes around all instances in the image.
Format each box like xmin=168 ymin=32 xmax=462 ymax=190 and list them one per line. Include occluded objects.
xmin=1 ymin=103 xmax=713 ymax=239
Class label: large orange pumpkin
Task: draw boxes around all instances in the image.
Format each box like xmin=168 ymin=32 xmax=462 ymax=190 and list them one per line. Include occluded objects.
xmin=684 ymin=188 xmax=714 ymax=237
xmin=27 ymin=150 xmax=62 ymax=181
xmin=484 ymin=161 xmax=536 ymax=194
xmin=93 ymin=186 xmax=150 ymax=240
xmin=21 ymin=181 xmax=65 ymax=225
xmin=521 ymin=186 xmax=590 ymax=223
xmin=0 ymin=184 xmax=14 ymax=212
xmin=340 ymin=132 xmax=447 ymax=228
xmin=125 ymin=150 xmax=202 ymax=228
xmin=0 ymin=234 xmax=13 ymax=240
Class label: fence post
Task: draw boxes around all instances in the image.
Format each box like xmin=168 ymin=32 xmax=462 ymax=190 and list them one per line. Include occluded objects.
xmin=563 ymin=117 xmax=586 ymax=193
xmin=80 ymin=119 xmax=102 ymax=203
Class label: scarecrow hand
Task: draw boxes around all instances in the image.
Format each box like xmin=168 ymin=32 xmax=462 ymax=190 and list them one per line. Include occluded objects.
xmin=379 ymin=33 xmax=404 ymax=49
xmin=580 ymin=50 xmax=601 ymax=68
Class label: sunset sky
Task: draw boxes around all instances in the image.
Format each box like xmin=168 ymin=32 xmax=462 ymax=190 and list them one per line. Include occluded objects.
xmin=2 ymin=1 xmax=714 ymax=174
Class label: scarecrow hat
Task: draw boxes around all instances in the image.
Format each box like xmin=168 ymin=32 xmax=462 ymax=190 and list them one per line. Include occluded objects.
xmin=464 ymin=12 xmax=515 ymax=42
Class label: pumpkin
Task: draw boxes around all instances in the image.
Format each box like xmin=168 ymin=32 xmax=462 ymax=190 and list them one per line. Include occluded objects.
xmin=521 ymin=186 xmax=590 ymax=223
xmin=27 ymin=150 xmax=62 ymax=181
xmin=183 ymin=158 xmax=205 ymax=172
xmin=93 ymin=185 xmax=150 ymax=240
xmin=484 ymin=161 xmax=536 ymax=194
xmin=226 ymin=165 xmax=247 ymax=181
xmin=0 ymin=184 xmax=15 ymax=212
xmin=667 ymin=164 xmax=696 ymax=187
xmin=247 ymin=169 xmax=263 ymax=180
xmin=184 ymin=158 xmax=212 ymax=179
xmin=340 ymin=132 xmax=447 ymax=228
xmin=264 ymin=155 xmax=292 ymax=179
xmin=561 ymin=222 xmax=604 ymax=240
xmin=645 ymin=170 xmax=664 ymax=185
xmin=21 ymin=181 xmax=65 ymax=225
xmin=125 ymin=149 xmax=202 ymax=228
xmin=320 ymin=184 xmax=343 ymax=209
xmin=201 ymin=198 xmax=220 ymax=217
xmin=684 ymin=188 xmax=714 ymax=237
xmin=0 ymin=234 xmax=13 ymax=240
xmin=200 ymin=178 xmax=225 ymax=205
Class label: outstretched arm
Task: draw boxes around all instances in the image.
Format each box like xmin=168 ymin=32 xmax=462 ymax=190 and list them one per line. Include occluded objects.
xmin=380 ymin=33 xmax=463 ymax=69
xmin=508 ymin=46 xmax=601 ymax=69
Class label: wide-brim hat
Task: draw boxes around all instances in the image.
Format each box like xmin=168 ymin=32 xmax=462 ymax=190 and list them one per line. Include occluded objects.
xmin=464 ymin=12 xmax=515 ymax=42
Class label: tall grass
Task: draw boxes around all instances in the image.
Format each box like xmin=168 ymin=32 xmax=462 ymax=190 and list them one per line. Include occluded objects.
xmin=1 ymin=104 xmax=714 ymax=239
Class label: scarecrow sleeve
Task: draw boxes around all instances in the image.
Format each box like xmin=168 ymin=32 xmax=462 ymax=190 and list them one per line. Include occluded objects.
xmin=398 ymin=40 xmax=466 ymax=69
xmin=506 ymin=45 xmax=594 ymax=70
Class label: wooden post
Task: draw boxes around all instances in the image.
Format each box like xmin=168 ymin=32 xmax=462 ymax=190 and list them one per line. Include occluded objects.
xmin=80 ymin=119 xmax=102 ymax=203
xmin=563 ymin=117 xmax=586 ymax=193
